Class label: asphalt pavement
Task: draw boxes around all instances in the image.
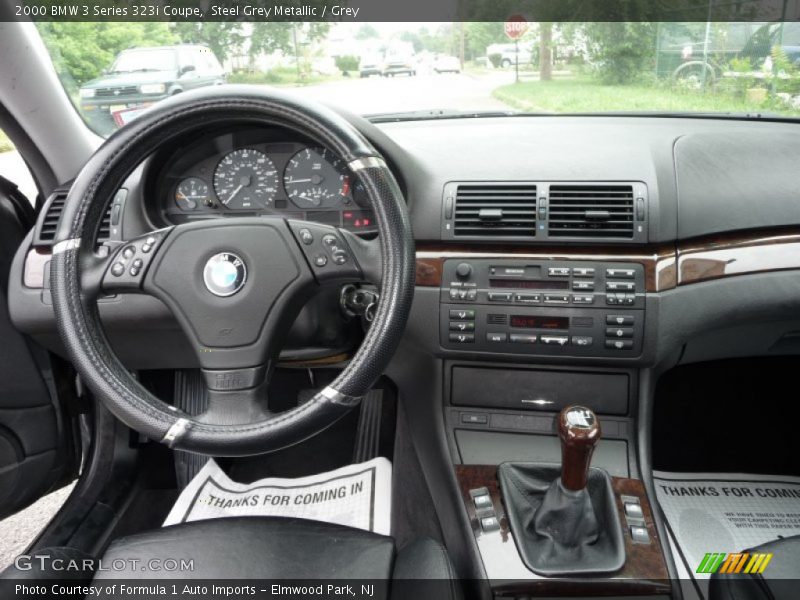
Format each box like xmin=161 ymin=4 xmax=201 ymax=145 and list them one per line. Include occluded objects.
xmin=298 ymin=70 xmax=515 ymax=115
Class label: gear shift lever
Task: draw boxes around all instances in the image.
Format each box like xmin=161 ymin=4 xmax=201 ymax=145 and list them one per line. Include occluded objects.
xmin=558 ymin=405 xmax=601 ymax=491
xmin=497 ymin=403 xmax=625 ymax=576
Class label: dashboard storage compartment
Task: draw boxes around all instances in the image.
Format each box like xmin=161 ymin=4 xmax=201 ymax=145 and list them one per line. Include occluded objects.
xmin=451 ymin=366 xmax=629 ymax=415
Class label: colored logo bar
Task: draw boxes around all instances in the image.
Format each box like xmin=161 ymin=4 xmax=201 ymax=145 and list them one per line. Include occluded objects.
xmin=696 ymin=552 xmax=773 ymax=574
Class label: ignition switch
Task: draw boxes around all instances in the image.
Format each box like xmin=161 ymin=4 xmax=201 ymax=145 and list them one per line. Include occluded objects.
xmin=340 ymin=284 xmax=379 ymax=322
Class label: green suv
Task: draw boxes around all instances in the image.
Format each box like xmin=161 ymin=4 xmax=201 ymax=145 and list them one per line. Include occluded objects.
xmin=79 ymin=44 xmax=225 ymax=135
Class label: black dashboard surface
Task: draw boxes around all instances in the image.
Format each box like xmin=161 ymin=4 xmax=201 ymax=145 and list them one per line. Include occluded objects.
xmin=371 ymin=115 xmax=800 ymax=243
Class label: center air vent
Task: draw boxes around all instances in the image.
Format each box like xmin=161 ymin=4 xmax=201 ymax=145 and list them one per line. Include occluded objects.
xmin=548 ymin=185 xmax=635 ymax=239
xmin=453 ymin=184 xmax=537 ymax=238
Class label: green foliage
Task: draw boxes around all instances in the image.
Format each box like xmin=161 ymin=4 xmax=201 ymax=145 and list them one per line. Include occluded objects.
xmin=37 ymin=22 xmax=177 ymax=90
xmin=355 ymin=25 xmax=379 ymax=40
xmin=583 ymin=22 xmax=657 ymax=84
xmin=171 ymin=22 xmax=242 ymax=62
xmin=488 ymin=53 xmax=502 ymax=68
xmin=226 ymin=67 xmax=333 ymax=86
xmin=335 ymin=55 xmax=359 ymax=73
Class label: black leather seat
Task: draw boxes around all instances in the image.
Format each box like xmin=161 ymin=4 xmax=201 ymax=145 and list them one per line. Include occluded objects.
xmin=94 ymin=517 xmax=461 ymax=599
xmin=709 ymin=535 xmax=800 ymax=600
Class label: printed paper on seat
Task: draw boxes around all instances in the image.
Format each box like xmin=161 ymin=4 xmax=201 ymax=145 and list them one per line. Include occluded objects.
xmin=163 ymin=457 xmax=392 ymax=535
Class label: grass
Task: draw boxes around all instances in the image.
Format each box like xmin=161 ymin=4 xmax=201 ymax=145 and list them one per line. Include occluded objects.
xmin=0 ymin=130 xmax=13 ymax=153
xmin=228 ymin=67 xmax=342 ymax=87
xmin=493 ymin=77 xmax=800 ymax=117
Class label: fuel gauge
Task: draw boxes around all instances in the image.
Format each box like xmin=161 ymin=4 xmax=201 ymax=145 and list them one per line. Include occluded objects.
xmin=175 ymin=177 xmax=210 ymax=211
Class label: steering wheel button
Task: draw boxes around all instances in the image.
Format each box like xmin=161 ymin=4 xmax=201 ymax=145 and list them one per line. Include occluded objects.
xmin=322 ymin=234 xmax=338 ymax=246
xmin=299 ymin=228 xmax=314 ymax=245
xmin=122 ymin=246 xmax=135 ymax=259
xmin=332 ymin=251 xmax=348 ymax=265
xmin=313 ymin=254 xmax=328 ymax=267
xmin=146 ymin=236 xmax=156 ymax=245
xmin=111 ymin=262 xmax=125 ymax=277
xmin=141 ymin=244 xmax=152 ymax=253
xmin=129 ymin=267 xmax=140 ymax=277
xmin=132 ymin=258 xmax=143 ymax=269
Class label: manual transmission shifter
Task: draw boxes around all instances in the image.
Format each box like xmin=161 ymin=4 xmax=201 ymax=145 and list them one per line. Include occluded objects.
xmin=497 ymin=405 xmax=625 ymax=576
xmin=558 ymin=406 xmax=601 ymax=491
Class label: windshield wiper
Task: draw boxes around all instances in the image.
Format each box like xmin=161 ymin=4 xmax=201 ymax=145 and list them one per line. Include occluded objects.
xmin=367 ymin=108 xmax=518 ymax=123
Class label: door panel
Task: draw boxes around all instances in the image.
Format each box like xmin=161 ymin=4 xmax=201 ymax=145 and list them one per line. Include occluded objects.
xmin=0 ymin=176 xmax=77 ymax=519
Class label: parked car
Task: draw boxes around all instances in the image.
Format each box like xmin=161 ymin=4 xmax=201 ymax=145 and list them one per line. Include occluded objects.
xmin=433 ymin=55 xmax=462 ymax=74
xmin=79 ymin=44 xmax=225 ymax=135
xmin=487 ymin=42 xmax=534 ymax=68
xmin=358 ymin=54 xmax=384 ymax=77
xmin=382 ymin=53 xmax=416 ymax=77
xmin=657 ymin=22 xmax=800 ymax=86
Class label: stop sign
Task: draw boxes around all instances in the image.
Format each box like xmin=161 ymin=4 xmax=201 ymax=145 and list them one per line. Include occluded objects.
xmin=504 ymin=15 xmax=529 ymax=40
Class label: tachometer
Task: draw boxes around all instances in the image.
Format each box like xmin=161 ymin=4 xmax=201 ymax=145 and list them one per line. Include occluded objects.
xmin=284 ymin=147 xmax=351 ymax=209
xmin=213 ymin=149 xmax=278 ymax=210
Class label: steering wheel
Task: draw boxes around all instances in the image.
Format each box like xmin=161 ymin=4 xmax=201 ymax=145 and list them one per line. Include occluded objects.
xmin=50 ymin=87 xmax=415 ymax=456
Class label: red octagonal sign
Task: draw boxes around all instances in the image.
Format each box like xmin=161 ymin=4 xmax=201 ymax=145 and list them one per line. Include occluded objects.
xmin=504 ymin=15 xmax=529 ymax=40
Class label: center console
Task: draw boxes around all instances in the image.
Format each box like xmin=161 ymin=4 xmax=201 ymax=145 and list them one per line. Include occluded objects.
xmin=438 ymin=259 xmax=645 ymax=357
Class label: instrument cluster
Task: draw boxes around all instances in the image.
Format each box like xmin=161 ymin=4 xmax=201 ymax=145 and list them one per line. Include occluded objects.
xmin=157 ymin=130 xmax=376 ymax=234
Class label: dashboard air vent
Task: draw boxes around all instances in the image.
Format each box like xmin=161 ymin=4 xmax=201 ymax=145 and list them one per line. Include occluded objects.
xmin=454 ymin=184 xmax=537 ymax=238
xmin=35 ymin=188 xmax=69 ymax=244
xmin=35 ymin=187 xmax=114 ymax=246
xmin=97 ymin=204 xmax=112 ymax=242
xmin=548 ymin=185 xmax=634 ymax=239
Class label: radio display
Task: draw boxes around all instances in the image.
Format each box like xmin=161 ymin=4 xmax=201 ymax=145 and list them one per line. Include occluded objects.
xmin=489 ymin=279 xmax=569 ymax=290
xmin=510 ymin=315 xmax=569 ymax=330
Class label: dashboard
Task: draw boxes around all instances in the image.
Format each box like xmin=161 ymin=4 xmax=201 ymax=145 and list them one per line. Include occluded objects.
xmin=152 ymin=127 xmax=377 ymax=234
xmin=11 ymin=113 xmax=800 ymax=373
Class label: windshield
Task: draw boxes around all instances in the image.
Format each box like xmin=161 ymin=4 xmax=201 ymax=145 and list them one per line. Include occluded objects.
xmin=37 ymin=21 xmax=800 ymax=137
xmin=110 ymin=48 xmax=178 ymax=74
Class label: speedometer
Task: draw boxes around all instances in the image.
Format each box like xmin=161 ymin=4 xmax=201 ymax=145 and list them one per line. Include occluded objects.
xmin=284 ymin=147 xmax=351 ymax=209
xmin=213 ymin=149 xmax=278 ymax=210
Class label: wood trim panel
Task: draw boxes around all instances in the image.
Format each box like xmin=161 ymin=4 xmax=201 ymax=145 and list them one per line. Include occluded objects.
xmin=455 ymin=464 xmax=669 ymax=596
xmin=678 ymin=231 xmax=800 ymax=285
xmin=416 ymin=244 xmax=677 ymax=292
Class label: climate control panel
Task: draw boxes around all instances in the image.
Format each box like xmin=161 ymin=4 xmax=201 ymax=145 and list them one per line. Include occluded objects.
xmin=439 ymin=259 xmax=645 ymax=357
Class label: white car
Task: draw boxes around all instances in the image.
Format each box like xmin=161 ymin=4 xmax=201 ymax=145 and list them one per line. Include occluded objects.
xmin=434 ymin=56 xmax=461 ymax=74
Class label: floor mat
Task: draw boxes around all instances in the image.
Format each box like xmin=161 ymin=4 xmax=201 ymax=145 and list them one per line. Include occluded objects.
xmin=654 ymin=471 xmax=800 ymax=598
xmin=163 ymin=457 xmax=392 ymax=535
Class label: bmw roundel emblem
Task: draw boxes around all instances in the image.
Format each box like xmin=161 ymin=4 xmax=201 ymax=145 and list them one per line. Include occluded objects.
xmin=203 ymin=253 xmax=246 ymax=297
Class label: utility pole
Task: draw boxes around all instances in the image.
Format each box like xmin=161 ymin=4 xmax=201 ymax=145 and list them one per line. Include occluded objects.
xmin=459 ymin=22 xmax=465 ymax=70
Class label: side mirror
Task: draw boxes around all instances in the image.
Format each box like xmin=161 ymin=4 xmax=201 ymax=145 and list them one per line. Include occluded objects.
xmin=179 ymin=65 xmax=196 ymax=76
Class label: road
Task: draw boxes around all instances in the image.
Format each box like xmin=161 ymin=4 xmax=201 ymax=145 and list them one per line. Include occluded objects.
xmin=291 ymin=70 xmax=516 ymax=115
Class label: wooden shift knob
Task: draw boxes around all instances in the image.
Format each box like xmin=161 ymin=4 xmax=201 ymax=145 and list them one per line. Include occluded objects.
xmin=558 ymin=405 xmax=601 ymax=491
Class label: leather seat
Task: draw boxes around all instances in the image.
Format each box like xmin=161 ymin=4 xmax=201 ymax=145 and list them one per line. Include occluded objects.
xmin=709 ymin=535 xmax=800 ymax=600
xmin=94 ymin=517 xmax=461 ymax=599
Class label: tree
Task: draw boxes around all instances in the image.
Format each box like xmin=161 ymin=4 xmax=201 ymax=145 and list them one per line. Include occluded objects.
xmin=355 ymin=25 xmax=379 ymax=40
xmin=171 ymin=22 xmax=244 ymax=63
xmin=37 ymin=22 xmax=177 ymax=90
xmin=539 ymin=23 xmax=553 ymax=81
xmin=463 ymin=22 xmax=506 ymax=59
xmin=583 ymin=22 xmax=658 ymax=84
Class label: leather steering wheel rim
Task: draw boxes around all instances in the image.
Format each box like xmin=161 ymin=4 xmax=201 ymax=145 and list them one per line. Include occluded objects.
xmin=50 ymin=86 xmax=415 ymax=456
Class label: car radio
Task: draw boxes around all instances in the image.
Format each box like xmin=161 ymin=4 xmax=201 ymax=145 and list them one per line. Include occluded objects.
xmin=439 ymin=259 xmax=645 ymax=357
